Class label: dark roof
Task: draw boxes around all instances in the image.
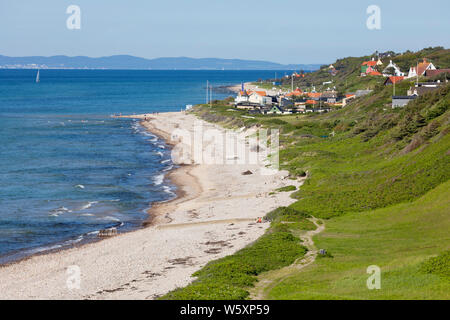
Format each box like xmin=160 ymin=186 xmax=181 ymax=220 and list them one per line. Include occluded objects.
xmin=425 ymin=69 xmax=450 ymax=77
xmin=409 ymin=86 xmax=438 ymax=95
xmin=392 ymin=96 xmax=416 ymax=99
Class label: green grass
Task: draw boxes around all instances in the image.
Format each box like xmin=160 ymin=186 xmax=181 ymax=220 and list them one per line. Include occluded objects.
xmin=176 ymin=48 xmax=450 ymax=300
xmin=420 ymin=250 xmax=450 ymax=279
xmin=276 ymin=185 xmax=297 ymax=192
xmin=162 ymin=231 xmax=308 ymax=300
xmin=161 ymin=207 xmax=317 ymax=300
xmin=265 ymin=181 xmax=450 ymax=300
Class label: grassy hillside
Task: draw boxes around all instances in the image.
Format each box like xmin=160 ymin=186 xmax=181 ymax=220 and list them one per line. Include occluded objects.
xmin=162 ymin=48 xmax=449 ymax=300
xmin=266 ymin=181 xmax=450 ymax=300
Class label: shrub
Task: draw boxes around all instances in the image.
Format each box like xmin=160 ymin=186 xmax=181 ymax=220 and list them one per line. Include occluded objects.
xmin=265 ymin=207 xmax=311 ymax=222
xmin=420 ymin=251 xmax=450 ymax=279
xmin=276 ymin=185 xmax=297 ymax=192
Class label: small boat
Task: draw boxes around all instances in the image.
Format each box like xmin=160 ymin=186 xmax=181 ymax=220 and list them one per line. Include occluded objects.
xmin=36 ymin=69 xmax=40 ymax=83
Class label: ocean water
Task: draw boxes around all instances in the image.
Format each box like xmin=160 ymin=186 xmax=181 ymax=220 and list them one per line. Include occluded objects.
xmin=0 ymin=69 xmax=287 ymax=263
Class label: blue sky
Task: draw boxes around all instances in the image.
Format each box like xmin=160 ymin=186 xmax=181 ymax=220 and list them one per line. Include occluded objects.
xmin=0 ymin=0 xmax=449 ymax=64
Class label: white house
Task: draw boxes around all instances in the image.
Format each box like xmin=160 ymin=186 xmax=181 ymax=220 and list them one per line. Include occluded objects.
xmin=248 ymin=91 xmax=272 ymax=106
xmin=407 ymin=59 xmax=436 ymax=79
xmin=382 ymin=60 xmax=405 ymax=77
xmin=235 ymin=91 xmax=250 ymax=105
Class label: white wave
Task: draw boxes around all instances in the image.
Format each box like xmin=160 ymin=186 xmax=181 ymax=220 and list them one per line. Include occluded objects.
xmin=158 ymin=145 xmax=165 ymax=149
xmin=156 ymin=151 xmax=163 ymax=157
xmin=161 ymin=159 xmax=171 ymax=164
xmin=103 ymin=216 xmax=121 ymax=222
xmin=49 ymin=206 xmax=71 ymax=217
xmin=153 ymin=173 xmax=165 ymax=185
xmin=163 ymin=165 xmax=173 ymax=172
xmin=79 ymin=201 xmax=98 ymax=210
xmin=163 ymin=185 xmax=176 ymax=196
xmin=75 ymin=184 xmax=85 ymax=189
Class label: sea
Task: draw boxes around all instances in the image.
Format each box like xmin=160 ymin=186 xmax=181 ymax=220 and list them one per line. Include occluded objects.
xmin=0 ymin=69 xmax=289 ymax=264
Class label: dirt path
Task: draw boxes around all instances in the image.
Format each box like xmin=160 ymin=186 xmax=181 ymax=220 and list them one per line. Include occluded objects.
xmin=249 ymin=217 xmax=325 ymax=300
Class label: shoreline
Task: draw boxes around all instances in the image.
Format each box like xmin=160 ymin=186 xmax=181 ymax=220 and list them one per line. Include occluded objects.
xmin=0 ymin=111 xmax=303 ymax=300
xmin=0 ymin=116 xmax=182 ymax=267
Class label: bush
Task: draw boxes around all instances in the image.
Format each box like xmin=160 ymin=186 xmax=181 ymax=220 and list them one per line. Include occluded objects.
xmin=420 ymin=251 xmax=450 ymax=279
xmin=265 ymin=207 xmax=311 ymax=222
xmin=276 ymin=185 xmax=297 ymax=192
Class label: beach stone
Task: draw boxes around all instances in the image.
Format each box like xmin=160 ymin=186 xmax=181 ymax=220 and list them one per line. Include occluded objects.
xmin=98 ymin=228 xmax=118 ymax=238
xmin=241 ymin=170 xmax=253 ymax=175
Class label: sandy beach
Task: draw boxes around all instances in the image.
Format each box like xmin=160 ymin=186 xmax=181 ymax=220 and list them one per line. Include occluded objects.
xmin=0 ymin=112 xmax=302 ymax=300
xmin=227 ymin=82 xmax=282 ymax=96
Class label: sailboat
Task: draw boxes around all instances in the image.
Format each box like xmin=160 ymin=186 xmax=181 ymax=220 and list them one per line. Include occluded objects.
xmin=36 ymin=69 xmax=40 ymax=83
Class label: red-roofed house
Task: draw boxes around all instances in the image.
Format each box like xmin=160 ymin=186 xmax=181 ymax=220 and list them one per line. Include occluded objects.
xmin=425 ymin=69 xmax=450 ymax=77
xmin=306 ymin=99 xmax=317 ymax=105
xmin=407 ymin=58 xmax=436 ymax=79
xmin=362 ymin=60 xmax=378 ymax=67
xmin=384 ymin=76 xmax=405 ymax=85
xmin=287 ymin=88 xmax=303 ymax=97
xmin=307 ymin=92 xmax=322 ymax=99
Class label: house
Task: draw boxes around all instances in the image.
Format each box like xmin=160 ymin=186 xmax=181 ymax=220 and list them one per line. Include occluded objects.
xmin=342 ymin=94 xmax=356 ymax=107
xmin=286 ymin=88 xmax=303 ymax=97
xmin=314 ymin=106 xmax=332 ymax=113
xmin=276 ymin=97 xmax=294 ymax=108
xmin=407 ymin=86 xmax=438 ymax=96
xmin=295 ymin=104 xmax=307 ymax=113
xmin=361 ymin=58 xmax=378 ymax=75
xmin=407 ymin=82 xmax=443 ymax=96
xmin=235 ymin=90 xmax=250 ymax=105
xmin=266 ymin=105 xmax=285 ymax=115
xmin=392 ymin=96 xmax=417 ymax=108
xmin=368 ymin=71 xmax=382 ymax=76
xmin=382 ymin=60 xmax=405 ymax=76
xmin=425 ymin=69 xmax=450 ymax=77
xmin=406 ymin=58 xmax=436 ymax=78
xmin=306 ymin=99 xmax=317 ymax=105
xmin=321 ymin=91 xmax=338 ymax=104
xmin=384 ymin=76 xmax=405 ymax=85
xmin=248 ymin=91 xmax=273 ymax=106
xmin=306 ymin=92 xmax=322 ymax=100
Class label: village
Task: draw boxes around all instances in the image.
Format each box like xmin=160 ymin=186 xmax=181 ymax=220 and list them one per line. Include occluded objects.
xmin=233 ymin=54 xmax=450 ymax=115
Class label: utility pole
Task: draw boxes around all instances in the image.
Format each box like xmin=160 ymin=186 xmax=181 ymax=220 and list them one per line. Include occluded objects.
xmin=206 ymin=80 xmax=209 ymax=104
xmin=416 ymin=60 xmax=419 ymax=87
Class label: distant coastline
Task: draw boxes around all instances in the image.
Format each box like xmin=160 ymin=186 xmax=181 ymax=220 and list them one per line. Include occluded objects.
xmin=0 ymin=54 xmax=322 ymax=71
